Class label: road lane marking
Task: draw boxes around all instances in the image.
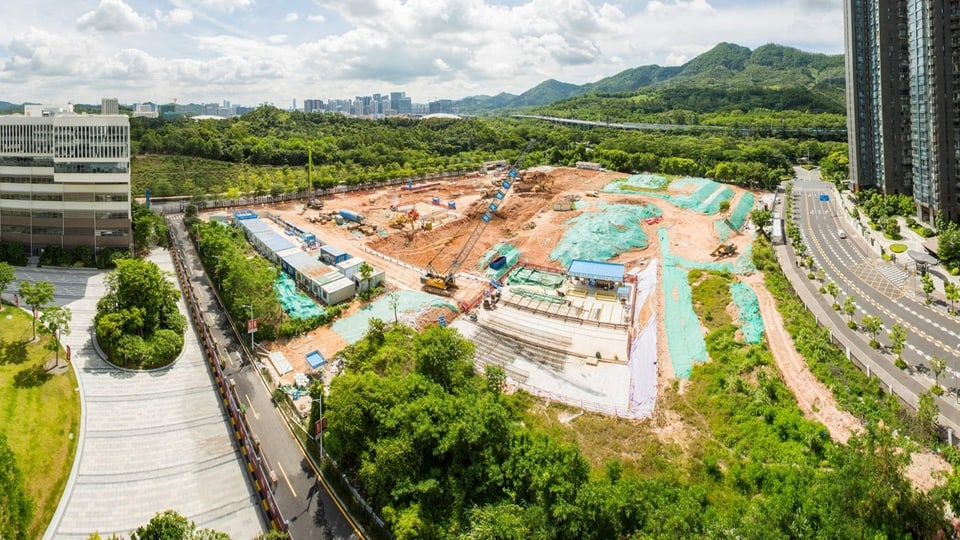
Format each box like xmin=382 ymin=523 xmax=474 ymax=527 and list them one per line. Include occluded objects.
xmin=245 ymin=394 xmax=260 ymax=420
xmin=277 ymin=460 xmax=296 ymax=497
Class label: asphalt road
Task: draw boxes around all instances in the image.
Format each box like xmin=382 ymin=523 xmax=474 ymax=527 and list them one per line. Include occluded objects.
xmin=788 ymin=171 xmax=960 ymax=421
xmin=168 ymin=214 xmax=362 ymax=540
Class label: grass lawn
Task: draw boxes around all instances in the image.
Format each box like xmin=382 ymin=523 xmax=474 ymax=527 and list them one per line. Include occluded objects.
xmin=0 ymin=303 xmax=80 ymax=539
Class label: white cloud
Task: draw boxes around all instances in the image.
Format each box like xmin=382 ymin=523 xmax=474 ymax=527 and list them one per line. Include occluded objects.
xmin=284 ymin=12 xmax=299 ymax=23
xmin=307 ymin=14 xmax=326 ymax=22
xmin=194 ymin=0 xmax=255 ymax=12
xmin=267 ymin=34 xmax=287 ymax=44
xmin=77 ymin=0 xmax=156 ymax=33
xmin=156 ymin=8 xmax=194 ymax=27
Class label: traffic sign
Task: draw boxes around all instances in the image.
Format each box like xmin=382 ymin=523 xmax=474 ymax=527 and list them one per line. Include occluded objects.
xmin=247 ymin=318 xmax=258 ymax=334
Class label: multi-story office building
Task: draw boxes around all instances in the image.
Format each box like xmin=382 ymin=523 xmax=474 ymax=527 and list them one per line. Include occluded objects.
xmin=0 ymin=104 xmax=131 ymax=256
xmin=101 ymin=97 xmax=119 ymax=115
xmin=845 ymin=0 xmax=960 ymax=224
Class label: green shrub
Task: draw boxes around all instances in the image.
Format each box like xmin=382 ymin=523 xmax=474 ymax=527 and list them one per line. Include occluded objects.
xmin=932 ymin=385 xmax=945 ymax=396
xmin=889 ymin=243 xmax=908 ymax=253
xmin=807 ymin=273 xmax=815 ymax=280
xmin=882 ymin=254 xmax=892 ymax=262
xmin=895 ymin=358 xmax=907 ymax=370
xmin=847 ymin=320 xmax=858 ymax=330
xmin=952 ymin=267 xmax=959 ymax=276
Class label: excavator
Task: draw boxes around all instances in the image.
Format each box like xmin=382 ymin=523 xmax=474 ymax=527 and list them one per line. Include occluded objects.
xmin=711 ymin=243 xmax=738 ymax=258
xmin=422 ymin=140 xmax=535 ymax=294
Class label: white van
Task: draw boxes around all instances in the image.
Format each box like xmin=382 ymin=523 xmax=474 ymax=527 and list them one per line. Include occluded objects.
xmin=838 ymin=230 xmax=847 ymax=239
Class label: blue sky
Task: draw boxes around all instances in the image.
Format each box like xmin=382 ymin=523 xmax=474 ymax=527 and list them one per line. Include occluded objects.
xmin=0 ymin=0 xmax=843 ymax=107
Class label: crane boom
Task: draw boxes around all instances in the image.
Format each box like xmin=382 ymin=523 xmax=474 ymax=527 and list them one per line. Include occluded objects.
xmin=422 ymin=140 xmax=535 ymax=292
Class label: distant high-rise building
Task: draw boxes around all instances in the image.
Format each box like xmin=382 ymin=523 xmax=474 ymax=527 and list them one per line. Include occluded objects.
xmin=101 ymin=97 xmax=119 ymax=115
xmin=133 ymin=103 xmax=158 ymax=118
xmin=845 ymin=0 xmax=960 ymax=224
xmin=429 ymin=99 xmax=454 ymax=114
xmin=304 ymin=99 xmax=324 ymax=113
xmin=0 ymin=106 xmax=131 ymax=256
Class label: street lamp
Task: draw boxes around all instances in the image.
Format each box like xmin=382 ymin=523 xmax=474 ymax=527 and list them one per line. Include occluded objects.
xmin=241 ymin=303 xmax=255 ymax=360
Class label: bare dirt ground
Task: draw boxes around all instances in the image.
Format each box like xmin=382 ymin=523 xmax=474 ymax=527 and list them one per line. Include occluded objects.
xmin=742 ymin=272 xmax=861 ymax=443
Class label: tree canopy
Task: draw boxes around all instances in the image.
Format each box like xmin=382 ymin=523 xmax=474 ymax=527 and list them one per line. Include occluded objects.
xmin=94 ymin=259 xmax=185 ymax=368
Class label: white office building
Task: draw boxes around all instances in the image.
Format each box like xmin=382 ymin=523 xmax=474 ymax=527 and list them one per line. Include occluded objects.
xmin=0 ymin=104 xmax=132 ymax=256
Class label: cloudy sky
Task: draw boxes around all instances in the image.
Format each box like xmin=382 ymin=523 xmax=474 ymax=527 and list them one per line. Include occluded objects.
xmin=0 ymin=0 xmax=843 ymax=107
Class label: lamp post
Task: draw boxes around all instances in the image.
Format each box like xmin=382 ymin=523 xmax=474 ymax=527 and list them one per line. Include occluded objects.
xmin=241 ymin=303 xmax=255 ymax=360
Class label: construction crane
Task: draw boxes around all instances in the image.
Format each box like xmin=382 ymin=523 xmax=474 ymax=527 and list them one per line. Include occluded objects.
xmin=422 ymin=140 xmax=535 ymax=293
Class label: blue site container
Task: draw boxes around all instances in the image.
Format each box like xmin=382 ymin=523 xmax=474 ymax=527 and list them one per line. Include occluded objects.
xmin=447 ymin=201 xmax=456 ymax=209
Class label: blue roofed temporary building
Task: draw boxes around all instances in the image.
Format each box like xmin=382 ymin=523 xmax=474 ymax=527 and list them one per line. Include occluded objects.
xmin=233 ymin=209 xmax=258 ymax=221
xmin=567 ymin=259 xmax=625 ymax=285
xmin=305 ymin=350 xmax=326 ymax=370
xmin=320 ymin=244 xmax=350 ymax=265
xmin=236 ymin=218 xmax=297 ymax=263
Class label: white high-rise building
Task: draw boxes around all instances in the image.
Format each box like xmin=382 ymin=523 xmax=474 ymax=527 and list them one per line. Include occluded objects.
xmin=101 ymin=97 xmax=119 ymax=115
xmin=0 ymin=104 xmax=131 ymax=256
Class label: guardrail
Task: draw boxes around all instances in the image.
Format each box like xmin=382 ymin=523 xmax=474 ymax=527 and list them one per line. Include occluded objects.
xmin=167 ymin=229 xmax=289 ymax=534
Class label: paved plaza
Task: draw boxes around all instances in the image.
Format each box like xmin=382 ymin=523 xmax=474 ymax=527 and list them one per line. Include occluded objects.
xmin=3 ymin=250 xmax=266 ymax=539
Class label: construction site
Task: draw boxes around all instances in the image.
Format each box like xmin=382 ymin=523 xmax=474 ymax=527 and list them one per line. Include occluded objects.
xmin=223 ymin=156 xmax=765 ymax=419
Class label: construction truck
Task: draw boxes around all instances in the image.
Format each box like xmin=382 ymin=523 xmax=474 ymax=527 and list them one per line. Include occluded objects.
xmin=711 ymin=243 xmax=738 ymax=258
xmin=422 ymin=140 xmax=535 ymax=294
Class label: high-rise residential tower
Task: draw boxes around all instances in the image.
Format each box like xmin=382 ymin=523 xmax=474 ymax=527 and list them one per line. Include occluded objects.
xmin=844 ymin=0 xmax=960 ymax=224
xmin=0 ymin=104 xmax=131 ymax=257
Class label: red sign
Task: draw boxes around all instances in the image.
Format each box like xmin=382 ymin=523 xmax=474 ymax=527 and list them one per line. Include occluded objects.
xmin=66 ymin=345 xmax=72 ymax=362
xmin=247 ymin=318 xmax=258 ymax=334
xmin=314 ymin=417 xmax=327 ymax=437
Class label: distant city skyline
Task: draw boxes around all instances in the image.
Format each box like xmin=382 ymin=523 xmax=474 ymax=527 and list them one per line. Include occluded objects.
xmin=0 ymin=0 xmax=844 ymax=105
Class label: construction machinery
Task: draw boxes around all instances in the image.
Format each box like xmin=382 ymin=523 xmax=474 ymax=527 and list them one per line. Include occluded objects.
xmin=422 ymin=140 xmax=535 ymax=293
xmin=711 ymin=243 xmax=738 ymax=258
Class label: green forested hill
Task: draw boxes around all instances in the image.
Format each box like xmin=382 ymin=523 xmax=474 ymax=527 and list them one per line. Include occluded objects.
xmin=456 ymin=42 xmax=845 ymax=114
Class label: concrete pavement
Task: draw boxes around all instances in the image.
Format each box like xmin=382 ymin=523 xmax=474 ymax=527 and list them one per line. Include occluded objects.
xmin=14 ymin=251 xmax=268 ymax=539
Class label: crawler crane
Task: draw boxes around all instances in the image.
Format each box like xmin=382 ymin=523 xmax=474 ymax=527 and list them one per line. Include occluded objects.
xmin=421 ymin=140 xmax=535 ymax=294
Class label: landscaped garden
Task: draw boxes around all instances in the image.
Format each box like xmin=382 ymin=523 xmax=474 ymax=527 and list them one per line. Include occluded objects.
xmin=0 ymin=302 xmax=80 ymax=539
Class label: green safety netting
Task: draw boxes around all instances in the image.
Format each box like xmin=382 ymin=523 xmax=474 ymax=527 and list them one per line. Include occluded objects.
xmin=331 ymin=291 xmax=457 ymax=344
xmin=507 ymin=266 xmax=566 ymax=289
xmin=550 ymin=202 xmax=661 ymax=267
xmin=602 ymin=176 xmax=735 ymax=216
xmin=477 ymin=243 xmax=521 ymax=280
xmin=658 ymin=227 xmax=756 ymax=275
xmin=714 ymin=220 xmax=736 ymax=242
xmin=729 ymin=281 xmax=764 ymax=344
xmin=274 ymin=273 xmax=326 ymax=319
xmin=727 ymin=192 xmax=756 ymax=231
xmin=508 ymin=286 xmax=568 ymax=304
xmin=609 ymin=174 xmax=669 ymax=191
xmin=662 ymin=264 xmax=708 ymax=379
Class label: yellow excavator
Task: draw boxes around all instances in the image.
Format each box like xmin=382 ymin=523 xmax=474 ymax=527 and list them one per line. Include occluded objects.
xmin=711 ymin=243 xmax=737 ymax=258
xmin=422 ymin=140 xmax=534 ymax=293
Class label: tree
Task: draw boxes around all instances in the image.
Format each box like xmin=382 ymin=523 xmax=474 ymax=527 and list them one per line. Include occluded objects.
xmin=413 ymin=325 xmax=475 ymax=393
xmin=358 ymin=261 xmax=374 ymax=294
xmin=19 ymin=280 xmax=55 ymax=340
xmin=389 ymin=290 xmax=400 ymax=324
xmin=883 ymin=217 xmax=901 ymax=239
xmin=825 ymin=281 xmax=840 ymax=309
xmin=814 ymin=268 xmax=826 ymax=287
xmin=916 ymin=390 xmax=940 ymax=442
xmin=861 ymin=314 xmax=882 ymax=348
xmin=920 ymin=272 xmax=935 ymax=304
xmin=0 ymin=433 xmax=32 ymax=540
xmin=40 ymin=305 xmax=72 ymax=367
xmin=888 ymin=322 xmax=907 ymax=362
xmin=945 ymin=281 xmax=959 ymax=314
xmin=130 ymin=510 xmax=230 ymax=540
xmin=930 ymin=355 xmax=947 ymax=392
xmin=842 ymin=296 xmax=857 ymax=326
xmin=749 ymin=209 xmax=772 ymax=237
xmin=0 ymin=262 xmax=14 ymax=310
